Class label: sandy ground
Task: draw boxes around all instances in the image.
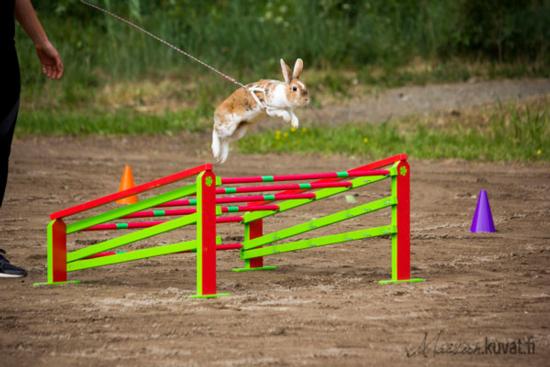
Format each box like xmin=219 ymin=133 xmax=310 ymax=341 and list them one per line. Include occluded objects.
xmin=0 ymin=134 xmax=549 ymax=366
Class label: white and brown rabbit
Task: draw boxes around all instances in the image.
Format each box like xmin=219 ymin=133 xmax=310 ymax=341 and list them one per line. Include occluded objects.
xmin=212 ymin=58 xmax=310 ymax=163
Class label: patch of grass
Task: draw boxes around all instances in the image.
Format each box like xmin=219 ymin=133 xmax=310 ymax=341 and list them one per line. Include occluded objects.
xmin=16 ymin=108 xmax=209 ymax=136
xmin=238 ymin=99 xmax=550 ymax=161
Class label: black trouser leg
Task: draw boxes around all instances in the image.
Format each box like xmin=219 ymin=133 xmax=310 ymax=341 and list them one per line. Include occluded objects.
xmin=0 ymin=99 xmax=19 ymax=208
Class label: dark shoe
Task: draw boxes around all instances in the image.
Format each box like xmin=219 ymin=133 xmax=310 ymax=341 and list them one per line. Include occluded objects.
xmin=0 ymin=249 xmax=27 ymax=278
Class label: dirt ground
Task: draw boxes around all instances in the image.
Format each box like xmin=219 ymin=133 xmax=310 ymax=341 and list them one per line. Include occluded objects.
xmin=304 ymin=78 xmax=550 ymax=124
xmin=0 ymin=134 xmax=549 ymax=367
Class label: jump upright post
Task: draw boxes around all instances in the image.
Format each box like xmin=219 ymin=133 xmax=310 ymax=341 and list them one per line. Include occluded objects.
xmin=36 ymin=154 xmax=424 ymax=296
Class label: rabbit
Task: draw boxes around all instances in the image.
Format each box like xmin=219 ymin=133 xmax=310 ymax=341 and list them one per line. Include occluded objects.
xmin=212 ymin=58 xmax=310 ymax=163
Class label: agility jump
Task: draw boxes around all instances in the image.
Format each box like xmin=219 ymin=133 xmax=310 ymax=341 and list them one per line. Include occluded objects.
xmin=35 ymin=154 xmax=424 ymax=297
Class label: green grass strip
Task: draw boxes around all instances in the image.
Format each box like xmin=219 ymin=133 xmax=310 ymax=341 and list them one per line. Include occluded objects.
xmin=242 ymin=225 xmax=396 ymax=259
xmin=67 ymin=213 xmax=197 ymax=262
xmin=243 ymin=175 xmax=389 ymax=223
xmin=67 ymin=240 xmax=197 ymax=272
xmin=66 ymin=183 xmax=196 ymax=234
xmin=243 ymin=196 xmax=395 ymax=250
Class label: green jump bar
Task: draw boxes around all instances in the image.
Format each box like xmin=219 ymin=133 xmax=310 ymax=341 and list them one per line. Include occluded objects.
xmin=242 ymin=225 xmax=396 ymax=259
xmin=243 ymin=196 xmax=396 ymax=250
xmin=243 ymin=175 xmax=389 ymax=223
xmin=67 ymin=213 xmax=198 ymax=262
xmin=66 ymin=183 xmax=197 ymax=234
xmin=67 ymin=240 xmax=197 ymax=272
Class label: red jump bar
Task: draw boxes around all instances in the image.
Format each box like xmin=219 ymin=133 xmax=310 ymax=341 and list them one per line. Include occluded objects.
xmin=50 ymin=164 xmax=211 ymax=220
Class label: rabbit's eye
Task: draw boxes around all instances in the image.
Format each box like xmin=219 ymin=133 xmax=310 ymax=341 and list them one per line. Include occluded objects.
xmin=292 ymin=86 xmax=298 ymax=92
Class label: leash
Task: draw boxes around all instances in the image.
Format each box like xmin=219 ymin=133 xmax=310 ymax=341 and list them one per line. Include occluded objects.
xmin=80 ymin=0 xmax=270 ymax=109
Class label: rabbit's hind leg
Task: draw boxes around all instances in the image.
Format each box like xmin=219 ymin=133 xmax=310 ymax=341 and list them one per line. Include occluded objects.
xmin=213 ymin=115 xmax=238 ymax=162
xmin=212 ymin=129 xmax=222 ymax=161
xmin=221 ymin=121 xmax=249 ymax=163
xmin=219 ymin=139 xmax=230 ymax=163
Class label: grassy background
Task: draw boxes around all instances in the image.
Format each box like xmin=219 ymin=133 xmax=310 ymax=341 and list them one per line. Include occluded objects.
xmin=19 ymin=0 xmax=549 ymax=105
xmin=238 ymin=98 xmax=550 ymax=161
xmin=14 ymin=0 xmax=550 ymax=161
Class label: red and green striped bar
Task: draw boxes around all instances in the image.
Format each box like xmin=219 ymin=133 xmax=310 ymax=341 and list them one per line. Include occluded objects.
xmin=158 ymin=193 xmax=315 ymax=207
xmin=222 ymin=204 xmax=279 ymax=213
xmin=85 ymin=215 xmax=244 ymax=231
xmin=216 ymin=216 xmax=243 ymax=224
xmin=217 ymin=193 xmax=315 ymax=203
xmin=86 ymin=221 xmax=165 ymax=231
xmin=124 ymin=208 xmax=196 ymax=218
xmin=122 ymin=204 xmax=277 ymax=219
xmin=217 ymin=181 xmax=351 ymax=195
xmin=156 ymin=198 xmax=197 ymax=207
xmin=220 ymin=169 xmax=389 ymax=184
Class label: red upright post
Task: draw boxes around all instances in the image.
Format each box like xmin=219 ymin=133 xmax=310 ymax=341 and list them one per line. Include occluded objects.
xmin=233 ymin=209 xmax=277 ymax=272
xmin=380 ymin=159 xmax=424 ymax=284
xmin=248 ymin=219 xmax=264 ymax=268
xmin=193 ymin=168 xmax=228 ymax=298
xmin=34 ymin=219 xmax=79 ymax=286
xmin=395 ymin=160 xmax=411 ymax=280
xmin=50 ymin=219 xmax=68 ymax=283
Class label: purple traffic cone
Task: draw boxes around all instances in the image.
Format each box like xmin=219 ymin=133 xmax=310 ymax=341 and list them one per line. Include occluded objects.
xmin=470 ymin=189 xmax=496 ymax=232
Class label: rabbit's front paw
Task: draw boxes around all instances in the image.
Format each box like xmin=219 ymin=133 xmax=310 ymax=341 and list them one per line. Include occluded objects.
xmin=267 ymin=108 xmax=292 ymax=123
xmin=290 ymin=113 xmax=299 ymax=129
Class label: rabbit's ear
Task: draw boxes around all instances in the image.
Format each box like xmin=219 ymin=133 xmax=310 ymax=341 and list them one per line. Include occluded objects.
xmin=280 ymin=59 xmax=292 ymax=84
xmin=292 ymin=58 xmax=304 ymax=79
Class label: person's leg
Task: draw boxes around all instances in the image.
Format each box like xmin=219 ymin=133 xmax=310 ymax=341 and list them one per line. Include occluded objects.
xmin=0 ymin=99 xmax=19 ymax=207
xmin=0 ymin=41 xmax=26 ymax=278
xmin=0 ymin=99 xmax=26 ymax=278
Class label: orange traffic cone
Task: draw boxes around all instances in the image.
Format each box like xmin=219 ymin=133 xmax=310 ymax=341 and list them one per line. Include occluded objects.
xmin=116 ymin=164 xmax=138 ymax=205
